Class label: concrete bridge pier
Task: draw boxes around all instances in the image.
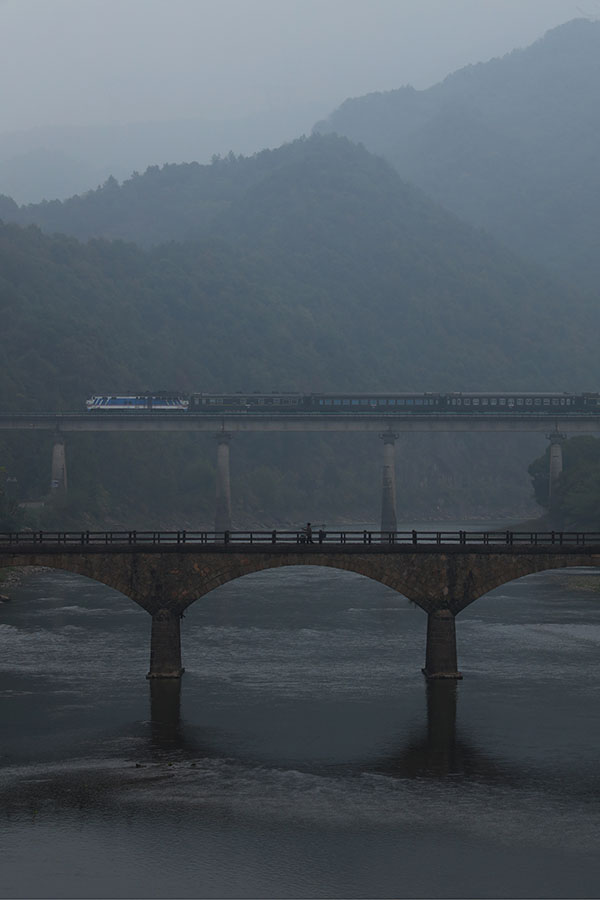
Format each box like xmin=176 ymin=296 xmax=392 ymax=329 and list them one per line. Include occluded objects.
xmin=215 ymin=432 xmax=232 ymax=532
xmin=547 ymin=432 xmax=567 ymax=503
xmin=50 ymin=434 xmax=67 ymax=493
xmin=422 ymin=609 xmax=462 ymax=680
xmin=147 ymin=608 xmax=185 ymax=679
xmin=379 ymin=432 xmax=399 ymax=533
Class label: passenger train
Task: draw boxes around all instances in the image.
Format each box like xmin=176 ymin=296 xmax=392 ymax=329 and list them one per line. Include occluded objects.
xmin=85 ymin=391 xmax=600 ymax=414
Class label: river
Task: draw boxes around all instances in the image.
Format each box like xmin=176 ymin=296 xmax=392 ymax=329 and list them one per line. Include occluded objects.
xmin=1 ymin=524 xmax=599 ymax=898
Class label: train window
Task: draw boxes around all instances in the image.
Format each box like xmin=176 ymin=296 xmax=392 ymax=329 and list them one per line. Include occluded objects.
xmin=351 ymin=399 xmax=359 ymax=405
xmin=490 ymin=398 xmax=497 ymax=406
xmin=481 ymin=398 xmax=488 ymax=406
xmin=534 ymin=399 xmax=541 ymax=405
xmin=318 ymin=399 xmax=324 ymax=405
xmin=552 ymin=399 xmax=560 ymax=406
xmin=472 ymin=398 xmax=479 ymax=406
xmin=456 ymin=399 xmax=462 ymax=405
xmin=451 ymin=399 xmax=457 ymax=405
xmin=526 ymin=399 xmax=532 ymax=406
xmin=334 ymin=399 xmax=341 ymax=405
xmin=499 ymin=399 xmax=506 ymax=406
xmin=406 ymin=399 xmax=413 ymax=405
xmin=324 ymin=399 xmax=332 ymax=405
xmin=397 ymin=399 xmax=405 ymax=405
xmin=464 ymin=399 xmax=471 ymax=406
xmin=343 ymin=399 xmax=350 ymax=405
xmin=517 ymin=399 xmax=524 ymax=406
xmin=415 ymin=398 xmax=423 ymax=405
xmin=560 ymin=399 xmax=565 ymax=405
xmin=543 ymin=399 xmax=550 ymax=406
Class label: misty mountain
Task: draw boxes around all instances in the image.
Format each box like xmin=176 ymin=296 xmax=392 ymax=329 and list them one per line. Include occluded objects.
xmin=1 ymin=134 xmax=594 ymax=390
xmin=0 ymin=134 xmax=597 ymax=524
xmin=314 ymin=18 xmax=600 ymax=291
xmin=0 ymin=102 xmax=327 ymax=204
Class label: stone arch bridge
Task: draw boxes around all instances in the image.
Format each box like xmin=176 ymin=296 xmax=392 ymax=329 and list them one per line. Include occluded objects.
xmin=1 ymin=530 xmax=599 ymax=680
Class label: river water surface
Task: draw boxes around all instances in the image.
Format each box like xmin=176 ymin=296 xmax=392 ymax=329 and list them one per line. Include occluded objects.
xmin=1 ymin=525 xmax=600 ymax=898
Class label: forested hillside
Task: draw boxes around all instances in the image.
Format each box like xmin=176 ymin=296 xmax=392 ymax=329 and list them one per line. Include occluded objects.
xmin=314 ymin=19 xmax=600 ymax=291
xmin=1 ymin=135 xmax=594 ymax=525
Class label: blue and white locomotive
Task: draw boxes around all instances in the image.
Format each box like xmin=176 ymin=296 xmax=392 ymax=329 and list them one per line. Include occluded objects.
xmin=86 ymin=393 xmax=189 ymax=411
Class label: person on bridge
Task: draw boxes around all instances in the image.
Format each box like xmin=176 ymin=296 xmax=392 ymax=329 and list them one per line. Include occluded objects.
xmin=305 ymin=522 xmax=313 ymax=543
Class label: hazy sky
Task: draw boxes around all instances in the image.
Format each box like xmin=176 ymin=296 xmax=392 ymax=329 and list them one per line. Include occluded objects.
xmin=0 ymin=0 xmax=592 ymax=133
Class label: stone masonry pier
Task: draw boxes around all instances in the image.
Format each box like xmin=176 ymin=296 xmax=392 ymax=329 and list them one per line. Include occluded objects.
xmin=2 ymin=536 xmax=600 ymax=681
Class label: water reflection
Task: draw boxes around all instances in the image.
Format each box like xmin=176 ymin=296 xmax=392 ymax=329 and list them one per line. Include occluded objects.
xmin=147 ymin=677 xmax=511 ymax=783
xmin=149 ymin=679 xmax=183 ymax=752
xmin=369 ymin=680 xmax=516 ymax=782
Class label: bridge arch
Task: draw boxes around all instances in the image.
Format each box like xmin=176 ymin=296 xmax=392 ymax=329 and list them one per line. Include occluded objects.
xmin=176 ymin=554 xmax=430 ymax=614
xmin=0 ymin=555 xmax=144 ymax=610
xmin=451 ymin=553 xmax=600 ymax=614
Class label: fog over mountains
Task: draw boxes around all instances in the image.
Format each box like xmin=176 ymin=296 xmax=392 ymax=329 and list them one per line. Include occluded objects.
xmin=0 ymin=102 xmax=328 ymax=205
xmin=315 ymin=18 xmax=600 ymax=291
xmin=1 ymin=18 xmax=598 ymax=526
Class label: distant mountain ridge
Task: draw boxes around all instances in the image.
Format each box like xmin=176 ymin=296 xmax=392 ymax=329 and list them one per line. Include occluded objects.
xmin=314 ymin=18 xmax=600 ymax=291
xmin=0 ymin=102 xmax=327 ymax=204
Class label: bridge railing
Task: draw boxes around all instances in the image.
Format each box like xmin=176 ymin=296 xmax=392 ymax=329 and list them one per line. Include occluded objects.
xmin=1 ymin=530 xmax=600 ymax=547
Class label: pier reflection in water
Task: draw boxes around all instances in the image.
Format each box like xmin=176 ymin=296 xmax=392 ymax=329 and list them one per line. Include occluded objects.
xmin=148 ymin=677 xmax=513 ymax=785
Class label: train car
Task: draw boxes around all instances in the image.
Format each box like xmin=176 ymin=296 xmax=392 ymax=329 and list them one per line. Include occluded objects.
xmin=86 ymin=393 xmax=189 ymax=411
xmin=189 ymin=392 xmax=304 ymax=411
xmin=305 ymin=391 xmax=600 ymax=413
xmin=439 ymin=392 xmax=600 ymax=412
xmin=305 ymin=392 xmax=443 ymax=411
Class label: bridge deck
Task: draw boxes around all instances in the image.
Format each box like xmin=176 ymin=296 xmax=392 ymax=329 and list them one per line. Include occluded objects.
xmin=2 ymin=412 xmax=600 ymax=433
xmin=2 ymin=530 xmax=600 ymax=554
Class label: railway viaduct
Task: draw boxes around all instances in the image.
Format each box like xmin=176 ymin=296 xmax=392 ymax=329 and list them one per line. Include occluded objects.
xmin=1 ymin=411 xmax=599 ymax=532
xmin=1 ymin=532 xmax=599 ymax=680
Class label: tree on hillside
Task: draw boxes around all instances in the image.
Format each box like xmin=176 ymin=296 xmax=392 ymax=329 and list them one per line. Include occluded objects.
xmin=529 ymin=436 xmax=600 ymax=530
